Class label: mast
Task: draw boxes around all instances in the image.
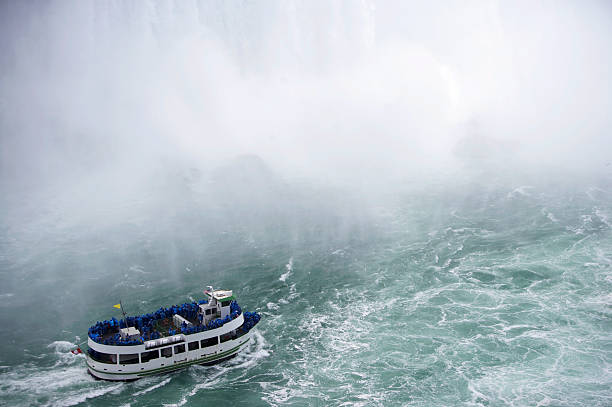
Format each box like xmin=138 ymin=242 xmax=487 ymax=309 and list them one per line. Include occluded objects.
xmin=120 ymin=300 xmax=128 ymax=327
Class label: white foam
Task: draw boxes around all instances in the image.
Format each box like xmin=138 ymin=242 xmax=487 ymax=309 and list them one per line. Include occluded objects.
xmin=48 ymin=340 xmax=86 ymax=367
xmin=48 ymin=340 xmax=78 ymax=352
xmin=133 ymin=377 xmax=172 ymax=396
xmin=541 ymin=208 xmax=558 ymax=222
xmin=0 ymin=340 xmax=130 ymax=406
xmin=267 ymin=302 xmax=280 ymax=310
xmin=164 ymin=374 xmax=223 ymax=407
xmin=2 ymin=361 xmax=121 ymax=407
xmin=586 ymin=186 xmax=608 ymax=201
xmin=129 ymin=264 xmax=147 ymax=273
xmin=56 ymin=383 xmax=124 ymax=407
xmin=279 ymin=257 xmax=293 ymax=282
xmin=507 ymin=185 xmax=534 ymax=198
xmin=595 ymin=208 xmax=611 ymax=228
xmin=163 ymin=331 xmax=269 ymax=407
xmin=233 ymin=331 xmax=270 ymax=368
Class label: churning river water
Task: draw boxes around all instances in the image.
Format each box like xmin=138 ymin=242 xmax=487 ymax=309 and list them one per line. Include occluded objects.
xmin=1 ymin=0 xmax=611 ymax=405
xmin=0 ymin=175 xmax=611 ymax=407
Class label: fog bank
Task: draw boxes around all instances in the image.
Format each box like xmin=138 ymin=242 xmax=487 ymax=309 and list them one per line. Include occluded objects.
xmin=0 ymin=0 xmax=611 ymax=229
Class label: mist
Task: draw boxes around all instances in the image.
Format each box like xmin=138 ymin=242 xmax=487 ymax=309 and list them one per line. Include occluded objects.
xmin=0 ymin=0 xmax=610 ymax=279
xmin=1 ymin=2 xmax=612 ymax=405
xmin=2 ymin=0 xmax=610 ymax=184
xmin=0 ymin=0 xmax=609 ymax=297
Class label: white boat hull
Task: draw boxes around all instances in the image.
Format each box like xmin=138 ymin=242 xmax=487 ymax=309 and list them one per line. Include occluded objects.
xmin=86 ymin=313 xmax=254 ymax=381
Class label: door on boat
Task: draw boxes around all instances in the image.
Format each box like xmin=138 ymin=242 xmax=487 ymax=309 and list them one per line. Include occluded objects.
xmin=173 ymin=343 xmax=188 ymax=364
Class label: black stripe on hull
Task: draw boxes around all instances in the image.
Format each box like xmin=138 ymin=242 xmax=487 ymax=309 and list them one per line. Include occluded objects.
xmin=198 ymin=352 xmax=237 ymax=366
xmin=87 ymin=368 xmax=140 ymax=382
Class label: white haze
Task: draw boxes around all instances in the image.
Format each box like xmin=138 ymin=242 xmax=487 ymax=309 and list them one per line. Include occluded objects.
xmin=0 ymin=0 xmax=611 ymax=227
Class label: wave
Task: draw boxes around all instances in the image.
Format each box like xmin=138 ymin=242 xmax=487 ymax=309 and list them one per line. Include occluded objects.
xmin=133 ymin=377 xmax=172 ymax=396
xmin=167 ymin=330 xmax=270 ymax=407
xmin=507 ymin=185 xmax=534 ymax=198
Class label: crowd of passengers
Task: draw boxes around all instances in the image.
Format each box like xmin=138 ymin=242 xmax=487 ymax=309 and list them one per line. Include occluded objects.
xmin=242 ymin=311 xmax=261 ymax=331
xmin=88 ymin=299 xmax=247 ymax=346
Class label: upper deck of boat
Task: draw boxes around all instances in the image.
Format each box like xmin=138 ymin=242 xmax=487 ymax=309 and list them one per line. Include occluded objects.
xmin=98 ymin=314 xmax=202 ymax=342
xmin=89 ymin=290 xmax=242 ymax=346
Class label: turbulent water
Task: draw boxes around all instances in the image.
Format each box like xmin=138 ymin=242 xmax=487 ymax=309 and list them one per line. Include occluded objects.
xmin=1 ymin=1 xmax=611 ymax=406
xmin=1 ymin=174 xmax=611 ymax=406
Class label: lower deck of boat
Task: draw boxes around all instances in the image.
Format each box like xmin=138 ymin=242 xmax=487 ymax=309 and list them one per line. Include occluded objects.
xmin=86 ymin=328 xmax=252 ymax=381
xmin=87 ymin=352 xmax=238 ymax=382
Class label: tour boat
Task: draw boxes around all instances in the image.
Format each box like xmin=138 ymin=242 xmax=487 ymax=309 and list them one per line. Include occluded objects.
xmin=85 ymin=287 xmax=261 ymax=381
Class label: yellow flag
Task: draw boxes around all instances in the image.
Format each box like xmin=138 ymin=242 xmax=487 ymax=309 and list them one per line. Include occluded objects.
xmin=113 ymin=303 xmax=121 ymax=309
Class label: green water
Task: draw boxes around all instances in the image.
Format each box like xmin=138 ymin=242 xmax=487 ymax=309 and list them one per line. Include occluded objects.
xmin=1 ymin=178 xmax=611 ymax=406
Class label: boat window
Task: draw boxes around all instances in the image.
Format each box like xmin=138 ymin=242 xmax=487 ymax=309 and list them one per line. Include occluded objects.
xmin=220 ymin=333 xmax=232 ymax=343
xmin=119 ymin=353 xmax=140 ymax=364
xmin=205 ymin=309 xmax=212 ymax=315
xmin=221 ymin=300 xmax=231 ymax=307
xmin=188 ymin=341 xmax=199 ymax=351
xmin=161 ymin=347 xmax=173 ymax=358
xmin=174 ymin=344 xmax=185 ymax=354
xmin=201 ymin=337 xmax=218 ymax=348
xmin=141 ymin=350 xmax=159 ymax=363
xmin=88 ymin=349 xmax=117 ymax=364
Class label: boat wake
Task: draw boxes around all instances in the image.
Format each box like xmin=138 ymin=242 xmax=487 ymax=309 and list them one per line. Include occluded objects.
xmin=133 ymin=377 xmax=172 ymax=396
xmin=0 ymin=341 xmax=122 ymax=407
xmin=1 ymin=330 xmax=271 ymax=407
xmin=167 ymin=330 xmax=270 ymax=407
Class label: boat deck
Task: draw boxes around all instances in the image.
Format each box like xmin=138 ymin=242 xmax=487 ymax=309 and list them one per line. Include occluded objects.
xmin=152 ymin=316 xmax=200 ymax=336
xmin=98 ymin=315 xmax=201 ymax=342
xmin=89 ymin=294 xmax=244 ymax=346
